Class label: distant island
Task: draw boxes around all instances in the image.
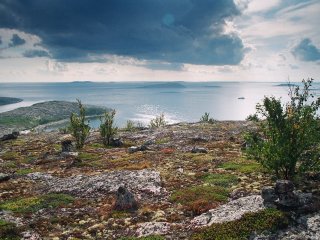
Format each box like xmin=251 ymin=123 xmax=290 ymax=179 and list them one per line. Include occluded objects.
xmin=0 ymin=101 xmax=108 ymax=136
xmin=140 ymin=82 xmax=186 ymax=89
xmin=0 ymin=97 xmax=23 ymax=106
xmin=276 ymin=83 xmax=298 ymax=87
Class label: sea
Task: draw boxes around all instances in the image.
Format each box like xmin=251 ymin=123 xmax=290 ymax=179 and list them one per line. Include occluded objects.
xmin=0 ymin=81 xmax=319 ymax=128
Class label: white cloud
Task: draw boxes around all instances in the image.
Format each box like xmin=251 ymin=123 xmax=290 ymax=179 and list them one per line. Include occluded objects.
xmin=245 ymin=0 xmax=282 ymax=13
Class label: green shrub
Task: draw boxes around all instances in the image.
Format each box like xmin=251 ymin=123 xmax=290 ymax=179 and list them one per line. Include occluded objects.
xmin=149 ymin=114 xmax=167 ymax=129
xmin=245 ymin=79 xmax=320 ymax=179
xmin=124 ymin=120 xmax=136 ymax=132
xmin=192 ymin=208 xmax=289 ymax=240
xmin=200 ymin=112 xmax=215 ymax=124
xmin=99 ymin=109 xmax=118 ymax=146
xmin=69 ymin=99 xmax=91 ymax=149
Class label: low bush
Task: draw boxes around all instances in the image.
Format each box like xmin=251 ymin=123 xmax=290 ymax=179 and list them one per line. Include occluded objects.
xmin=149 ymin=114 xmax=167 ymax=128
xmin=192 ymin=208 xmax=289 ymax=240
xmin=171 ymin=185 xmax=229 ymax=215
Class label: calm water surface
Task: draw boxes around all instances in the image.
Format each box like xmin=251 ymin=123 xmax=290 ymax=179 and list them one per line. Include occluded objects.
xmin=0 ymin=81 xmax=319 ymax=128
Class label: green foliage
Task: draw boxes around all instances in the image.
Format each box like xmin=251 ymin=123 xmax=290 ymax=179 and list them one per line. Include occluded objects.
xmin=99 ymin=109 xmax=118 ymax=146
xmin=245 ymin=79 xmax=320 ymax=179
xmin=124 ymin=120 xmax=136 ymax=132
xmin=202 ymin=173 xmax=238 ymax=187
xmin=0 ymin=220 xmax=20 ymax=240
xmin=192 ymin=208 xmax=289 ymax=240
xmin=171 ymin=185 xmax=229 ymax=215
xmin=200 ymin=112 xmax=215 ymax=124
xmin=149 ymin=114 xmax=167 ymax=129
xmin=0 ymin=193 xmax=74 ymax=214
xmin=69 ymin=99 xmax=91 ymax=149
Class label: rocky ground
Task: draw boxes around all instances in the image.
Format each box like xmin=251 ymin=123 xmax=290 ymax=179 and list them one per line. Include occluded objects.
xmin=0 ymin=121 xmax=319 ymax=239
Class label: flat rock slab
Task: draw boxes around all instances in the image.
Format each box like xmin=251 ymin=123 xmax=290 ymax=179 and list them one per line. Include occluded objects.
xmin=27 ymin=169 xmax=165 ymax=199
xmin=136 ymin=222 xmax=174 ymax=237
xmin=191 ymin=195 xmax=265 ymax=228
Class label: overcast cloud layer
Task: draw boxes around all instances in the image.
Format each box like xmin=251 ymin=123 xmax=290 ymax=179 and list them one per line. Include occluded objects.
xmin=0 ymin=0 xmax=246 ymax=65
xmin=0 ymin=0 xmax=319 ymax=82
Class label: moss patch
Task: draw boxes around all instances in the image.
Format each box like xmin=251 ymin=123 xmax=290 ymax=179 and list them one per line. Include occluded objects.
xmin=219 ymin=161 xmax=263 ymax=173
xmin=78 ymin=152 xmax=100 ymax=161
xmin=0 ymin=193 xmax=74 ymax=214
xmin=171 ymin=185 xmax=229 ymax=215
xmin=202 ymin=173 xmax=238 ymax=187
xmin=192 ymin=208 xmax=289 ymax=240
xmin=0 ymin=220 xmax=20 ymax=240
xmin=1 ymin=151 xmax=20 ymax=161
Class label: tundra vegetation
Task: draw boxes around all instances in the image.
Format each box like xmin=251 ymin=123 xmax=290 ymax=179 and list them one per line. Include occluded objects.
xmin=245 ymin=78 xmax=320 ymax=180
xmin=99 ymin=109 xmax=118 ymax=146
xmin=69 ymin=99 xmax=91 ymax=149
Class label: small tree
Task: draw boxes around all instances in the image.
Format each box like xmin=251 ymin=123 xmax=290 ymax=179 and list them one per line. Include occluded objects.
xmin=245 ymin=78 xmax=320 ymax=179
xmin=69 ymin=99 xmax=91 ymax=149
xmin=100 ymin=109 xmax=118 ymax=146
xmin=149 ymin=113 xmax=167 ymax=129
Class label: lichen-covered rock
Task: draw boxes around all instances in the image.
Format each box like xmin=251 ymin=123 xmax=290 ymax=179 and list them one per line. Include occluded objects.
xmin=27 ymin=169 xmax=165 ymax=199
xmin=0 ymin=173 xmax=11 ymax=182
xmin=275 ymin=180 xmax=295 ymax=194
xmin=114 ymin=186 xmax=138 ymax=211
xmin=191 ymin=147 xmax=208 ymax=153
xmin=136 ymin=222 xmax=172 ymax=237
xmin=191 ymin=195 xmax=265 ymax=228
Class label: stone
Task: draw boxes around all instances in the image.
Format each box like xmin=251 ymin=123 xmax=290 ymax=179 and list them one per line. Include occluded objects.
xmin=114 ymin=186 xmax=138 ymax=211
xmin=128 ymin=146 xmax=139 ymax=154
xmin=275 ymin=180 xmax=294 ymax=194
xmin=110 ymin=138 xmax=123 ymax=147
xmin=0 ymin=173 xmax=10 ymax=182
xmin=191 ymin=147 xmax=208 ymax=153
xmin=191 ymin=195 xmax=265 ymax=228
xmin=261 ymin=186 xmax=277 ymax=204
xmin=136 ymin=222 xmax=172 ymax=237
xmin=27 ymin=169 xmax=164 ymax=198
xmin=0 ymin=131 xmax=19 ymax=141
xmin=144 ymin=139 xmax=155 ymax=146
xmin=152 ymin=210 xmax=167 ymax=222
xmin=61 ymin=139 xmax=73 ymax=152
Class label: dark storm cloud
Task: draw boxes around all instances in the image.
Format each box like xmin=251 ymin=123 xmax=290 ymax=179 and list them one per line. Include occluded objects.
xmin=0 ymin=37 xmax=2 ymax=45
xmin=0 ymin=0 xmax=246 ymax=65
xmin=23 ymin=49 xmax=50 ymax=58
xmin=292 ymin=38 xmax=320 ymax=62
xmin=9 ymin=34 xmax=26 ymax=47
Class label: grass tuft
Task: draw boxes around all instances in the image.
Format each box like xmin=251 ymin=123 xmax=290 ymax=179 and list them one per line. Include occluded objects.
xmin=0 ymin=193 xmax=74 ymax=214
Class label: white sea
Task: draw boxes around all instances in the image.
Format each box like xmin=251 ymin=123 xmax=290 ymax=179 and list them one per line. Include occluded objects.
xmin=0 ymin=81 xmax=319 ymax=128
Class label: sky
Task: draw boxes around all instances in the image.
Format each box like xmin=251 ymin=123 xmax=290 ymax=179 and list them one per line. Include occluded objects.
xmin=0 ymin=0 xmax=319 ymax=82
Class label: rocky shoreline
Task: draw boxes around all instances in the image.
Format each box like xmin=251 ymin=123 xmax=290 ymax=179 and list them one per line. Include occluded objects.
xmin=0 ymin=101 xmax=108 ymax=136
xmin=0 ymin=121 xmax=319 ymax=239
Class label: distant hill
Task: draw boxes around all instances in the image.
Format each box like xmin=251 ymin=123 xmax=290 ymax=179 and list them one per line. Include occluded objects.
xmin=140 ymin=82 xmax=186 ymax=89
xmin=0 ymin=101 xmax=108 ymax=136
xmin=0 ymin=97 xmax=23 ymax=106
